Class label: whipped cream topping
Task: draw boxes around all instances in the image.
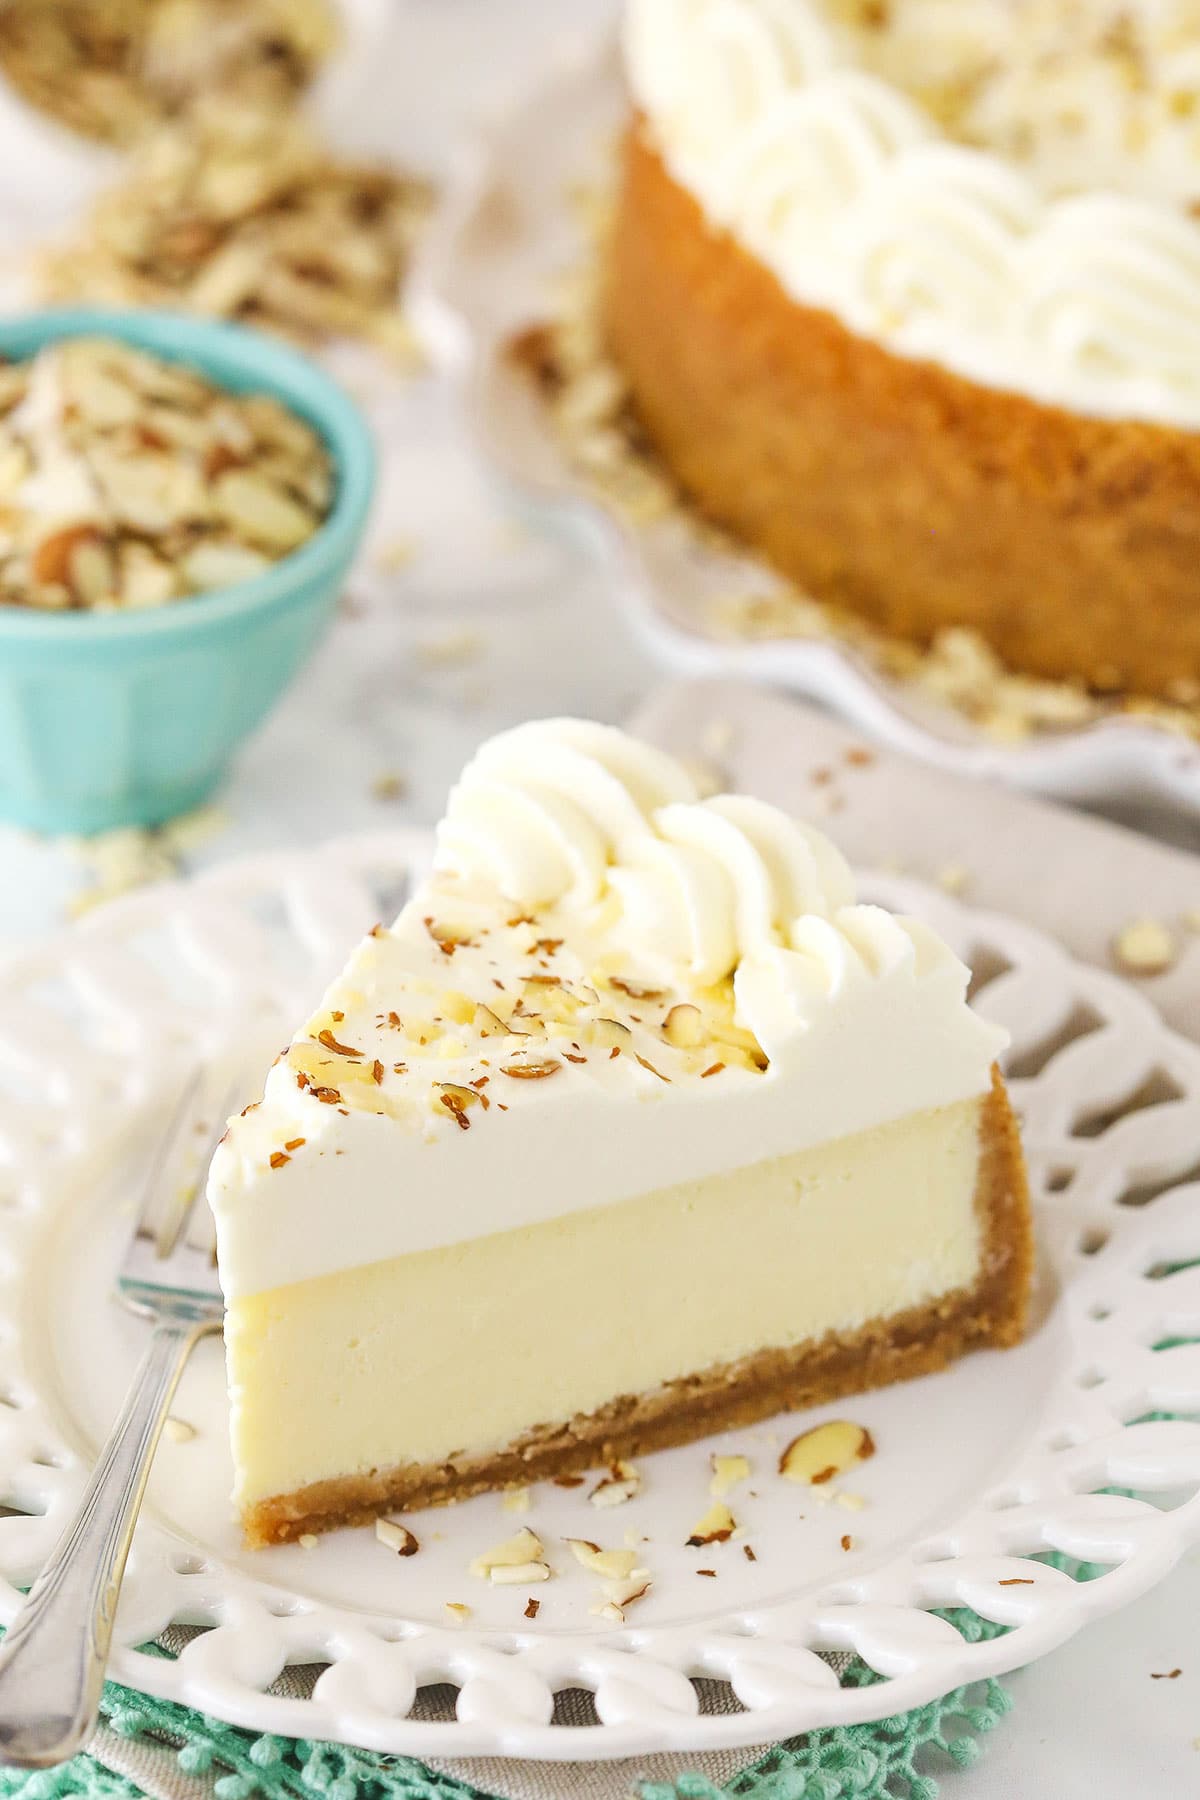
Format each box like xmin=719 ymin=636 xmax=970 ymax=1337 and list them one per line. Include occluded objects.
xmin=624 ymin=0 xmax=1200 ymax=427
xmin=436 ymin=718 xmax=857 ymax=984
xmin=210 ymin=719 xmax=1005 ymax=1297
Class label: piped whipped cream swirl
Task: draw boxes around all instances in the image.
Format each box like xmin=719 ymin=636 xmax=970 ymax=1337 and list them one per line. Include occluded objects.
xmin=435 ymin=718 xmax=1004 ymax=1071
xmin=435 ymin=717 xmax=856 ymax=983
xmin=625 ymin=0 xmax=1200 ymax=427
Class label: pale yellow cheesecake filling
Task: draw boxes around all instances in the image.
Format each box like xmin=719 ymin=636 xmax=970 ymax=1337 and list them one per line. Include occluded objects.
xmin=227 ymin=1095 xmax=985 ymax=1509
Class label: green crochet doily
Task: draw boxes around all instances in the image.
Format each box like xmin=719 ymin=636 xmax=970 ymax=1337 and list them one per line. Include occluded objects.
xmin=0 ymin=1611 xmax=1013 ymax=1800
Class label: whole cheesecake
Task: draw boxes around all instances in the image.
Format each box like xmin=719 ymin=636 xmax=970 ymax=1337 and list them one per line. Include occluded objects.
xmin=608 ymin=0 xmax=1200 ymax=700
xmin=209 ymin=719 xmax=1032 ymax=1546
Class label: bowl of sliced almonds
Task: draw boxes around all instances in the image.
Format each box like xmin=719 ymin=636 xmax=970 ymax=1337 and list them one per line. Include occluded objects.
xmin=0 ymin=308 xmax=375 ymax=834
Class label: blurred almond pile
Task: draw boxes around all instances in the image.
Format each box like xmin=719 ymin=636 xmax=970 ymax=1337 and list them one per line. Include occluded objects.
xmin=37 ymin=98 xmax=431 ymax=356
xmin=0 ymin=0 xmax=336 ymax=143
xmin=0 ymin=337 xmax=332 ymax=611
xmin=1 ymin=0 xmax=433 ymax=356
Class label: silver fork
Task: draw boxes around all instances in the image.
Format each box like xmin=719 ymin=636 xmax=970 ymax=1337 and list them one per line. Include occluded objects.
xmin=0 ymin=1064 xmax=237 ymax=1769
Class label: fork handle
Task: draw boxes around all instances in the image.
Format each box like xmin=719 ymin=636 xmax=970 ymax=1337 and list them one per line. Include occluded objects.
xmin=0 ymin=1318 xmax=211 ymax=1768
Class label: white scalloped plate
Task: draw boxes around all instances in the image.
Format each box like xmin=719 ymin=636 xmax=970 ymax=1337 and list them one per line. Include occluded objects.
xmin=409 ymin=35 xmax=1200 ymax=817
xmin=2 ymin=829 xmax=1200 ymax=1761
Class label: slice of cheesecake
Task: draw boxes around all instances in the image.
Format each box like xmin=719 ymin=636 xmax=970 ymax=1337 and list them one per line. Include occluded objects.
xmin=209 ymin=719 xmax=1032 ymax=1547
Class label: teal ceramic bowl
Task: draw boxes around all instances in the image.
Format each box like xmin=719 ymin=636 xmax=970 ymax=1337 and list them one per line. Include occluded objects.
xmin=0 ymin=310 xmax=376 ymax=834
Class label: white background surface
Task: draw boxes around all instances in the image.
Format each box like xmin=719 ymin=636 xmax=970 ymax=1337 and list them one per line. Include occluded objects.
xmin=2 ymin=3 xmax=1200 ymax=1792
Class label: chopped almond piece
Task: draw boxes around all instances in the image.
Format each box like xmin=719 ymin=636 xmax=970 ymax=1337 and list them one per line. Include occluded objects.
xmin=779 ymin=1421 xmax=875 ymax=1486
xmin=565 ymin=1539 xmax=640 ymax=1580
xmin=663 ymin=1003 xmax=704 ymax=1048
xmin=591 ymin=1018 xmax=632 ymax=1051
xmin=469 ymin=1528 xmax=549 ymax=1584
xmin=710 ymin=1453 xmax=750 ymax=1498
xmin=589 ymin=1460 xmax=641 ymax=1507
xmin=601 ymin=1571 xmax=652 ymax=1609
xmin=489 ymin=1560 xmax=551 ymax=1585
xmin=499 ymin=1058 xmax=561 ymax=1080
xmin=375 ymin=1518 xmax=418 ymax=1557
xmin=1112 ymin=917 xmax=1176 ymax=976
xmin=687 ymin=1502 xmax=736 ymax=1547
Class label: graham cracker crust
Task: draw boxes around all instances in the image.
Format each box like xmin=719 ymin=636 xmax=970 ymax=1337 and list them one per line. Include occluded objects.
xmin=244 ymin=1069 xmax=1032 ymax=1547
xmin=605 ymin=125 xmax=1200 ymax=701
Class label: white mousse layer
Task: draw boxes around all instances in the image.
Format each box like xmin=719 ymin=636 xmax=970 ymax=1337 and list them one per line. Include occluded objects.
xmin=209 ymin=719 xmax=1004 ymax=1301
xmin=625 ymin=0 xmax=1200 ymax=427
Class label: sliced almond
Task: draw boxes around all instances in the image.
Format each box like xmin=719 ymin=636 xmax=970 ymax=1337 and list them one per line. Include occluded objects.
xmin=375 ymin=1518 xmax=419 ymax=1557
xmin=444 ymin=1602 xmax=471 ymax=1625
xmin=469 ymin=1527 xmax=545 ymax=1580
xmin=635 ymin=1053 xmax=670 ymax=1083
xmin=93 ymin=448 xmax=209 ymax=533
xmin=499 ymin=1058 xmax=561 ymax=1080
xmin=488 ymin=1560 xmax=551 ymax=1586
xmin=590 ymin=1461 xmax=641 ymax=1507
xmin=501 ymin=1487 xmax=531 ymax=1515
xmin=779 ymin=1421 xmax=875 ymax=1486
xmin=686 ymin=1502 xmax=736 ymax=1547
xmin=212 ymin=467 xmax=315 ymax=552
xmin=522 ymin=974 xmax=564 ymax=999
xmin=119 ymin=541 xmax=178 ymax=607
xmin=591 ymin=1018 xmax=631 ymax=1051
xmin=473 ymin=1001 xmax=510 ymax=1036
xmin=425 ymin=917 xmax=473 ymax=954
xmin=663 ymin=1003 xmax=705 ymax=1048
xmin=710 ymin=1454 xmax=750 ymax=1498
xmin=67 ymin=534 xmax=116 ymax=605
xmin=435 ymin=1081 xmax=480 ymax=1111
xmin=601 ymin=1571 xmax=652 ymax=1609
xmin=565 ymin=1539 xmax=640 ymax=1580
xmin=32 ymin=523 xmax=104 ymax=589
xmin=179 ymin=538 xmax=270 ymax=593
